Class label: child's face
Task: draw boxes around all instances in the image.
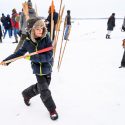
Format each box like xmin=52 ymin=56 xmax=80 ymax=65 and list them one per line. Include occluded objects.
xmin=34 ymin=26 xmax=43 ymax=38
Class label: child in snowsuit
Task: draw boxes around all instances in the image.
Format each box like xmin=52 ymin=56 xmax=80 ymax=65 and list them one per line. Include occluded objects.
xmin=1 ymin=17 xmax=58 ymax=120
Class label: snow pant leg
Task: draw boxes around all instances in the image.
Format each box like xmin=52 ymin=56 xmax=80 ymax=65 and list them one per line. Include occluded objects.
xmin=107 ymin=30 xmax=111 ymax=35
xmin=121 ymin=50 xmax=125 ymax=66
xmin=44 ymin=73 xmax=51 ymax=86
xmin=8 ymin=29 xmax=11 ymax=38
xmin=14 ymin=34 xmax=27 ymax=52
xmin=64 ymin=25 xmax=69 ymax=40
xmin=22 ymin=84 xmax=39 ymax=99
xmin=36 ymin=74 xmax=56 ymax=112
xmin=3 ymin=29 xmax=7 ymax=38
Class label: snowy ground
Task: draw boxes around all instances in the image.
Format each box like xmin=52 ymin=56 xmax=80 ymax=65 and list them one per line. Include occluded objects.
xmin=0 ymin=19 xmax=125 ymax=125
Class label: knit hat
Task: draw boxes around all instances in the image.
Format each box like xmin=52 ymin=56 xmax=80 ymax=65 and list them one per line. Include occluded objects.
xmin=12 ymin=8 xmax=17 ymax=13
xmin=28 ymin=0 xmax=32 ymax=7
xmin=27 ymin=17 xmax=42 ymax=30
xmin=67 ymin=10 xmax=70 ymax=14
xmin=27 ymin=17 xmax=47 ymax=42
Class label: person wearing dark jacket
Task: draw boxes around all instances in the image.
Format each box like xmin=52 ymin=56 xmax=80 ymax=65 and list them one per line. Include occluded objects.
xmin=106 ymin=13 xmax=115 ymax=39
xmin=0 ymin=17 xmax=58 ymax=120
xmin=3 ymin=14 xmax=12 ymax=39
xmin=64 ymin=10 xmax=71 ymax=40
xmin=121 ymin=17 xmax=125 ymax=32
xmin=1 ymin=13 xmax=6 ymax=30
xmin=45 ymin=6 xmax=58 ymax=41
xmin=119 ymin=39 xmax=125 ymax=68
xmin=0 ymin=23 xmax=3 ymax=42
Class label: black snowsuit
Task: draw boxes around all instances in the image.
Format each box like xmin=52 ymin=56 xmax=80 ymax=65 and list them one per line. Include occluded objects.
xmin=3 ymin=34 xmax=56 ymax=113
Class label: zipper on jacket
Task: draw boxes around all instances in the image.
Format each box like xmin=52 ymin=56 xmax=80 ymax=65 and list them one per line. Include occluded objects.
xmin=39 ymin=62 xmax=42 ymax=76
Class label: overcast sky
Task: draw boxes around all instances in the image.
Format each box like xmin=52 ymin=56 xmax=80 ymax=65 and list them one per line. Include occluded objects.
xmin=0 ymin=0 xmax=125 ymax=18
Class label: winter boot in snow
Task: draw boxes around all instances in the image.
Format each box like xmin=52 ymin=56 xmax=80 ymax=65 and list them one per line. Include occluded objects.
xmin=13 ymin=36 xmax=18 ymax=43
xmin=22 ymin=93 xmax=31 ymax=106
xmin=106 ymin=34 xmax=108 ymax=39
xmin=108 ymin=35 xmax=110 ymax=39
xmin=49 ymin=110 xmax=58 ymax=120
xmin=106 ymin=34 xmax=110 ymax=39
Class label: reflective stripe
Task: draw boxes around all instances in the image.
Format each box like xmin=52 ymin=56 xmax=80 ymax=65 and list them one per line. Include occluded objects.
xmin=39 ymin=62 xmax=42 ymax=76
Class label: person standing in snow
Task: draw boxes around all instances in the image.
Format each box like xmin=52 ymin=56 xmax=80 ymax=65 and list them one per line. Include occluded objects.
xmin=0 ymin=13 xmax=6 ymax=34
xmin=119 ymin=39 xmax=125 ymax=68
xmin=45 ymin=5 xmax=58 ymax=41
xmin=3 ymin=14 xmax=12 ymax=39
xmin=106 ymin=13 xmax=115 ymax=39
xmin=11 ymin=8 xmax=20 ymax=43
xmin=121 ymin=17 xmax=125 ymax=32
xmin=14 ymin=0 xmax=36 ymax=52
xmin=0 ymin=22 xmax=3 ymax=43
xmin=0 ymin=17 xmax=58 ymax=120
xmin=64 ymin=10 xmax=71 ymax=40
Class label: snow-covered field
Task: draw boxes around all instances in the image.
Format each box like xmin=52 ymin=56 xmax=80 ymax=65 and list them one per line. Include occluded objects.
xmin=0 ymin=19 xmax=125 ymax=125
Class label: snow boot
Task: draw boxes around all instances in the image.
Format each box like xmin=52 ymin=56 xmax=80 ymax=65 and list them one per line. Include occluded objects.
xmin=49 ymin=110 xmax=58 ymax=120
xmin=12 ymin=40 xmax=18 ymax=43
xmin=108 ymin=35 xmax=110 ymax=39
xmin=106 ymin=34 xmax=108 ymax=39
xmin=22 ymin=93 xmax=31 ymax=106
xmin=106 ymin=34 xmax=110 ymax=39
xmin=119 ymin=66 xmax=123 ymax=68
xmin=13 ymin=36 xmax=18 ymax=43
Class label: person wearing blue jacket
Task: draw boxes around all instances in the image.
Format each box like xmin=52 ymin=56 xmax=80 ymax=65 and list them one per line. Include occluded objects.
xmin=1 ymin=17 xmax=58 ymax=120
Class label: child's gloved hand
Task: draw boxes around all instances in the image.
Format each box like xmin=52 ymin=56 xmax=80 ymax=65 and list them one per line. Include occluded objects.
xmin=0 ymin=61 xmax=9 ymax=66
xmin=25 ymin=55 xmax=30 ymax=60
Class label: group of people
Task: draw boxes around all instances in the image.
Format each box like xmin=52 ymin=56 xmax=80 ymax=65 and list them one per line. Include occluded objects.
xmin=105 ymin=13 xmax=125 ymax=69
xmin=0 ymin=0 xmax=71 ymax=121
xmin=0 ymin=9 xmax=21 ymax=43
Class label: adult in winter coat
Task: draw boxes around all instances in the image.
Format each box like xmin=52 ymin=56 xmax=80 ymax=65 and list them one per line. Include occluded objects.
xmin=11 ymin=8 xmax=20 ymax=43
xmin=14 ymin=0 xmax=36 ymax=52
xmin=106 ymin=13 xmax=115 ymax=39
xmin=64 ymin=10 xmax=71 ymax=40
xmin=3 ymin=14 xmax=12 ymax=39
xmin=0 ymin=13 xmax=6 ymax=31
xmin=119 ymin=39 xmax=125 ymax=68
xmin=45 ymin=6 xmax=58 ymax=41
xmin=0 ymin=17 xmax=58 ymax=120
xmin=121 ymin=17 xmax=125 ymax=32
xmin=0 ymin=23 xmax=3 ymax=42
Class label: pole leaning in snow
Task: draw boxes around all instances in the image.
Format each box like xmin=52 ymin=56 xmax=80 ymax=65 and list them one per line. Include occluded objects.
xmin=22 ymin=1 xmax=29 ymax=21
xmin=53 ymin=4 xmax=65 ymax=57
xmin=35 ymin=3 xmax=38 ymax=16
xmin=58 ymin=25 xmax=71 ymax=71
xmin=57 ymin=20 xmax=65 ymax=70
xmin=50 ymin=0 xmax=54 ymax=41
